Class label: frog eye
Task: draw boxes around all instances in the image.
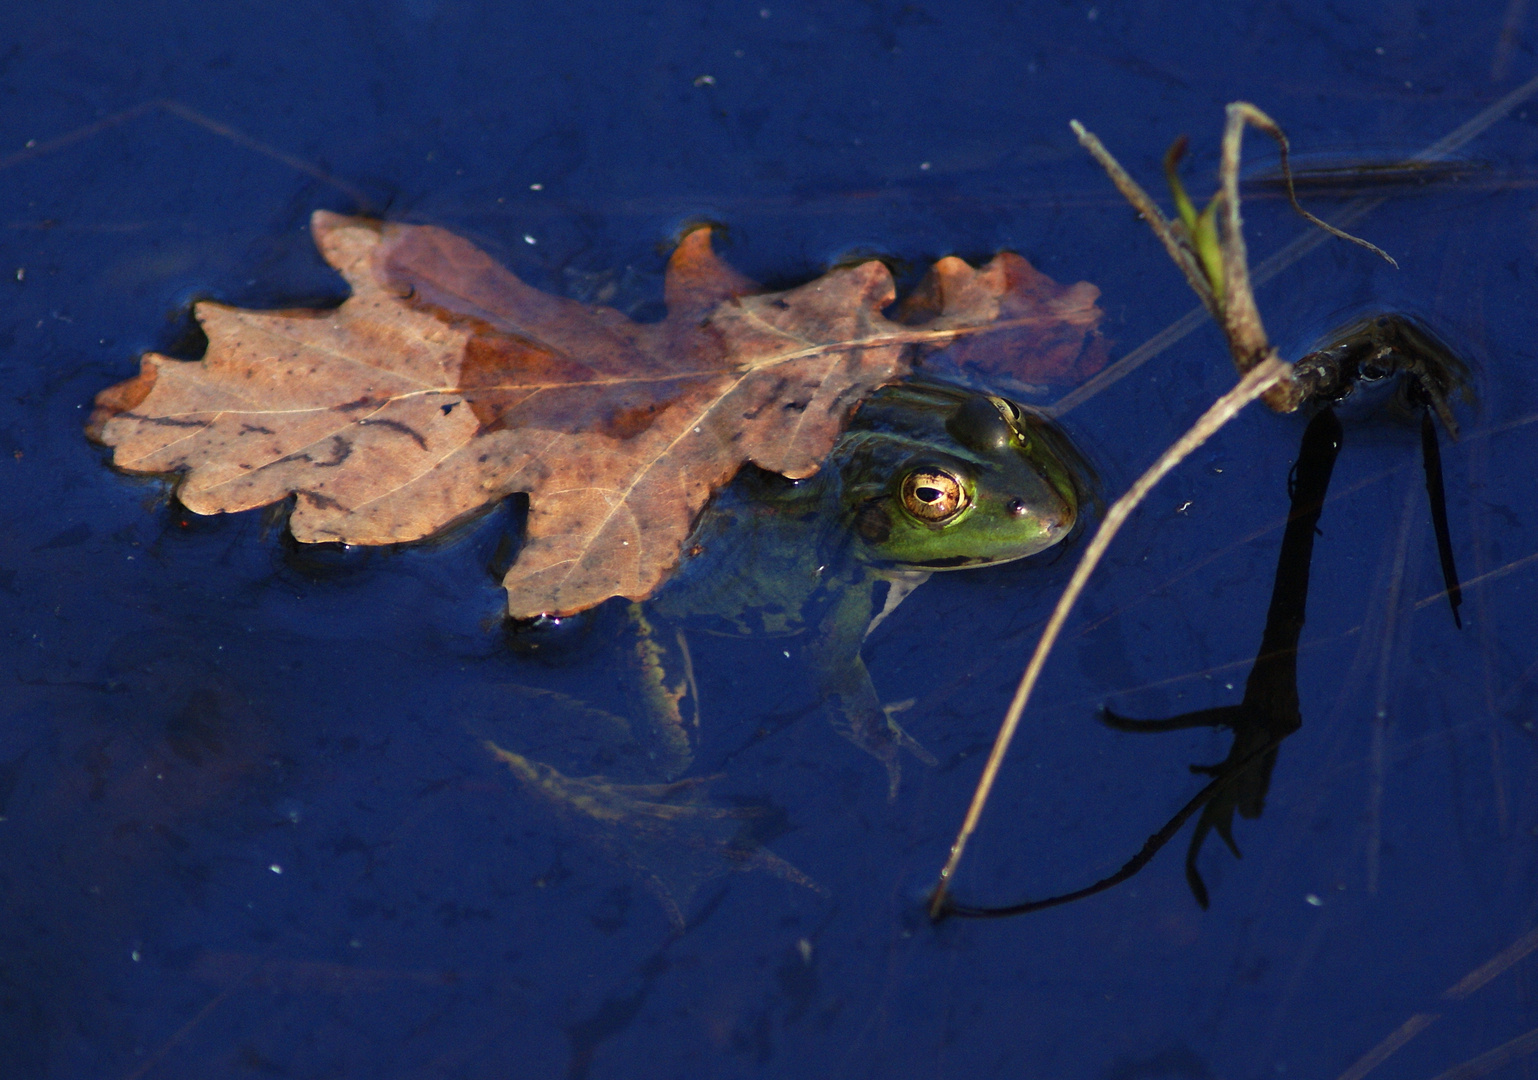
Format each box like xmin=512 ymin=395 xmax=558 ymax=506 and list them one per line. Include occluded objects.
xmin=900 ymin=467 xmax=970 ymax=522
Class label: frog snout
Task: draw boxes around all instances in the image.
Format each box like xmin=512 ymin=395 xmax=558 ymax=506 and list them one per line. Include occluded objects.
xmin=1039 ymin=506 xmax=1073 ymax=541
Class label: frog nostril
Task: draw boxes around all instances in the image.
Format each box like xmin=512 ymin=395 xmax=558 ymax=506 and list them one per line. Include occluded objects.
xmin=1007 ymin=497 xmax=1028 ymax=517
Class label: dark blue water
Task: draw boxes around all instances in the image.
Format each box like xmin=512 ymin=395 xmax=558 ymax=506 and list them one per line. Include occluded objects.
xmin=4 ymin=2 xmax=1537 ymax=1077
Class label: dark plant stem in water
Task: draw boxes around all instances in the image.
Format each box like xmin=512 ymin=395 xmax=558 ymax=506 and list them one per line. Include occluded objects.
xmin=1420 ymin=408 xmax=1463 ymax=629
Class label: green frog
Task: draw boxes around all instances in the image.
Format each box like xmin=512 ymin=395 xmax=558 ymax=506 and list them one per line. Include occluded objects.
xmin=484 ymin=378 xmax=1092 ymax=923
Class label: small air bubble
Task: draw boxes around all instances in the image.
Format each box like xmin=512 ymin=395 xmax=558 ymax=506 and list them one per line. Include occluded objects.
xmin=269 ymin=864 xmax=283 ymax=875
xmin=1305 ymin=893 xmax=1323 ymax=907
xmin=523 ymin=234 xmax=537 ymax=245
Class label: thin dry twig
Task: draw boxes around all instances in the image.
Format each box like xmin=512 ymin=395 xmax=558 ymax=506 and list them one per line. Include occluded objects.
xmin=928 ymin=357 xmax=1287 ymax=915
xmin=1215 ymin=105 xmax=1273 ymax=372
xmin=1334 ymin=924 xmax=1538 ymax=1080
xmin=928 ymin=103 xmax=1393 ymax=918
xmin=1228 ymin=103 xmax=1398 ymax=271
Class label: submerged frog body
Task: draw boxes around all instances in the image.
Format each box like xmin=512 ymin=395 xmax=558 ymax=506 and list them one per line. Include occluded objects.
xmin=487 ymin=379 xmax=1091 ymax=922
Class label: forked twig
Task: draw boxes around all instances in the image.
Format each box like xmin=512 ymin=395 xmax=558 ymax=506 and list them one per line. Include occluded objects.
xmin=928 ymin=103 xmax=1392 ymax=918
xmin=1051 ymin=75 xmax=1538 ymax=420
xmin=1075 ymin=103 xmax=1394 ymax=409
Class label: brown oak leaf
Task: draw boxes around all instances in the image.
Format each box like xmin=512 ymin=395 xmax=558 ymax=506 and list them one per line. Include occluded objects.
xmin=90 ymin=211 xmax=1104 ymax=617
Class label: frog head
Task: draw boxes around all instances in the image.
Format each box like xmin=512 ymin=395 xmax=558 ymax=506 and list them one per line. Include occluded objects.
xmin=832 ymin=380 xmax=1091 ymax=570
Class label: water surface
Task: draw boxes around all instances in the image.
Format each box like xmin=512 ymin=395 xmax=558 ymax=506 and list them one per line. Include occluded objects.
xmin=2 ymin=2 xmax=1536 ymax=1077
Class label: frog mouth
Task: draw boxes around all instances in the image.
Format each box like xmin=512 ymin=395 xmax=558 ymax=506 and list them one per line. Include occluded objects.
xmin=907 ymin=502 xmax=1074 ymax=569
xmin=1035 ymin=502 xmax=1082 ymax=553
